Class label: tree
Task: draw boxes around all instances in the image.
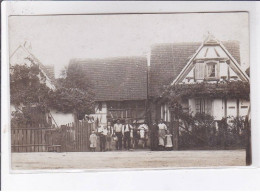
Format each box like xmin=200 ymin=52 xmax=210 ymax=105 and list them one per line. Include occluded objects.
xmin=10 ymin=60 xmax=52 ymax=127
xmin=49 ymin=64 xmax=95 ymax=120
xmin=10 ymin=61 xmax=51 ymax=109
xmin=10 ymin=61 xmax=95 ymax=127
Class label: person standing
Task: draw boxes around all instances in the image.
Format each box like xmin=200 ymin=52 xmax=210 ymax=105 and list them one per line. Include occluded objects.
xmin=132 ymin=123 xmax=139 ymax=149
xmin=138 ymin=122 xmax=149 ymax=148
xmin=97 ymin=125 xmax=106 ymax=152
xmin=123 ymin=120 xmax=132 ymax=150
xmin=150 ymin=120 xmax=159 ymax=151
xmin=102 ymin=125 xmax=108 ymax=151
xmin=158 ymin=119 xmax=167 ymax=150
xmin=89 ymin=130 xmax=97 ymax=152
xmin=106 ymin=121 xmax=113 ymax=151
xmin=165 ymin=130 xmax=173 ymax=151
xmin=114 ymin=119 xmax=123 ymax=150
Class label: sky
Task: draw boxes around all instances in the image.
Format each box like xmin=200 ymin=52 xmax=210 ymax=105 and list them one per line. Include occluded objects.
xmin=9 ymin=12 xmax=249 ymax=78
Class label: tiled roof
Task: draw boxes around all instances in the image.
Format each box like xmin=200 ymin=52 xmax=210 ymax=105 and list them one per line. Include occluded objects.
xmin=69 ymin=56 xmax=148 ymax=101
xmin=149 ymin=41 xmax=241 ymax=97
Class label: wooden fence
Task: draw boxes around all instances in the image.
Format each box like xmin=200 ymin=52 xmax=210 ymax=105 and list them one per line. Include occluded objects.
xmin=11 ymin=127 xmax=59 ymax=152
xmin=61 ymin=121 xmax=96 ymax=152
xmin=11 ymin=120 xmax=96 ymax=153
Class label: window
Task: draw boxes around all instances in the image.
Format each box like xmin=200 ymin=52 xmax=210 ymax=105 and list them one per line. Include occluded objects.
xmin=194 ymin=61 xmax=219 ymax=80
xmin=206 ymin=61 xmax=218 ymax=79
xmin=195 ymin=98 xmax=212 ymax=115
xmin=161 ymin=103 xmax=170 ymax=122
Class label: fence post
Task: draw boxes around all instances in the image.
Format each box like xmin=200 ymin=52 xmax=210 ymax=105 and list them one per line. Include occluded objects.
xmin=245 ymin=117 xmax=252 ymax=165
xmin=171 ymin=110 xmax=179 ymax=150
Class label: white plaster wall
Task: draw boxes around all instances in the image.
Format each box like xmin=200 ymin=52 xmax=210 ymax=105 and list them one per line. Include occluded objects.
xmin=50 ymin=110 xmax=75 ymax=126
xmin=226 ymin=99 xmax=237 ymax=118
xmin=219 ymin=62 xmax=228 ymax=78
xmin=212 ymin=99 xmax=224 ymax=120
xmin=188 ymin=98 xmax=196 ymax=116
xmin=94 ymin=102 xmax=107 ymax=125
xmin=239 ymin=99 xmax=250 ymax=117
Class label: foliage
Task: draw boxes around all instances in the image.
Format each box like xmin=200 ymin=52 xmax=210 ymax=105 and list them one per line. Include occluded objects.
xmin=178 ymin=112 xmax=216 ymax=148
xmin=48 ymin=87 xmax=94 ymax=119
xmin=53 ymin=64 xmax=95 ymax=119
xmin=58 ymin=64 xmax=92 ymax=91
xmin=10 ymin=61 xmax=95 ymax=127
xmin=178 ymin=113 xmax=248 ymax=149
xmin=10 ymin=62 xmax=51 ymax=111
xmin=162 ymin=80 xmax=250 ymax=149
xmin=162 ymin=81 xmax=250 ymax=101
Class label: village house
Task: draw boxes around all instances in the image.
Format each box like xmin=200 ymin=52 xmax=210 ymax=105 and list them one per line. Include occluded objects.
xmin=69 ymin=56 xmax=148 ymax=125
xmin=10 ymin=43 xmax=75 ymax=127
xmin=148 ymin=35 xmax=250 ymax=125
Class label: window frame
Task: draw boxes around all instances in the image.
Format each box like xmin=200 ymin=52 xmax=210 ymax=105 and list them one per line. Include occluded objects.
xmin=205 ymin=60 xmax=219 ymax=80
xmin=195 ymin=98 xmax=213 ymax=115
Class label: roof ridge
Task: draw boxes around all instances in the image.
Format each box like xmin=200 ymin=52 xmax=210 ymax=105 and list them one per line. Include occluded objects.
xmin=70 ymin=55 xmax=147 ymax=63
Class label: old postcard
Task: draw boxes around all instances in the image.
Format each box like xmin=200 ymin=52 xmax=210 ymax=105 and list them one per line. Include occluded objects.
xmin=8 ymin=12 xmax=251 ymax=170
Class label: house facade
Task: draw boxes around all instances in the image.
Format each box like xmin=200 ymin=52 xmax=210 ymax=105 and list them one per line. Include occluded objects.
xmin=10 ymin=43 xmax=75 ymax=127
xmin=69 ymin=56 xmax=148 ymax=125
xmin=149 ymin=35 xmax=250 ymax=124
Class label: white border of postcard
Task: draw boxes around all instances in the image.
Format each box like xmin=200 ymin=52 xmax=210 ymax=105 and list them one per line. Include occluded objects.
xmin=2 ymin=1 xmax=260 ymax=190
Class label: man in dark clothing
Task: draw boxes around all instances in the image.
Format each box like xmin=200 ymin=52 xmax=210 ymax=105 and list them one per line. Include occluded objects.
xmin=132 ymin=124 xmax=139 ymax=149
xmin=123 ymin=120 xmax=133 ymax=150
xmin=150 ymin=120 xmax=159 ymax=151
xmin=97 ymin=125 xmax=106 ymax=152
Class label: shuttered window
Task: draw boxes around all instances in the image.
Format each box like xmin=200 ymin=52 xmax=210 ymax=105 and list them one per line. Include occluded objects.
xmin=195 ymin=63 xmax=205 ymax=80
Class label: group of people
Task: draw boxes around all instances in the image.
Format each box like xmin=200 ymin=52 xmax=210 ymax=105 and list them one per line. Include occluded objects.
xmin=89 ymin=119 xmax=173 ymax=152
xmin=89 ymin=119 xmax=149 ymax=152
xmin=150 ymin=119 xmax=173 ymax=151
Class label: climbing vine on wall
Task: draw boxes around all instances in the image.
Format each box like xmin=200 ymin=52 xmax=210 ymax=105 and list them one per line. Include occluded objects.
xmin=162 ymin=81 xmax=250 ymax=102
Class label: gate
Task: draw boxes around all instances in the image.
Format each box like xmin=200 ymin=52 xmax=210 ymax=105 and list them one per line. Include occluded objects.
xmin=61 ymin=120 xmax=96 ymax=152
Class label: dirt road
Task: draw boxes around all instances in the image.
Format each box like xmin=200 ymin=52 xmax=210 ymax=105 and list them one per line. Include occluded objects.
xmin=11 ymin=150 xmax=246 ymax=170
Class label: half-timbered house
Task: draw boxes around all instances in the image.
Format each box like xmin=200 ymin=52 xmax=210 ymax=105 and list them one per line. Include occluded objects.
xmin=149 ymin=35 xmax=250 ymax=125
xmin=69 ymin=56 xmax=148 ymax=125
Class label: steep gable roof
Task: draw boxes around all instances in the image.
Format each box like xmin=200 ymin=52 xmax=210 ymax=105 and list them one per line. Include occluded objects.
xmin=69 ymin=56 xmax=148 ymax=101
xmin=172 ymin=37 xmax=249 ymax=84
xmin=149 ymin=40 xmax=241 ymax=98
xmin=10 ymin=45 xmax=56 ymax=89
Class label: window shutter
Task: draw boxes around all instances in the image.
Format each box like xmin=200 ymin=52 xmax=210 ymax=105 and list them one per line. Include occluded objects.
xmin=195 ymin=63 xmax=204 ymax=80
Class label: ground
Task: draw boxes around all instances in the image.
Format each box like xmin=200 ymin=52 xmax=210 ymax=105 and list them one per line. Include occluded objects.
xmin=11 ymin=149 xmax=246 ymax=170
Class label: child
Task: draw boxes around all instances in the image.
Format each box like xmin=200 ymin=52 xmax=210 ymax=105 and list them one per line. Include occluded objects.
xmin=165 ymin=130 xmax=173 ymax=151
xmin=139 ymin=127 xmax=146 ymax=148
xmin=89 ymin=130 xmax=97 ymax=152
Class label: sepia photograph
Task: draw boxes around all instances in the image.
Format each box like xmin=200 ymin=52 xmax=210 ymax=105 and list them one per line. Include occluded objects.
xmin=9 ymin=12 xmax=251 ymax=170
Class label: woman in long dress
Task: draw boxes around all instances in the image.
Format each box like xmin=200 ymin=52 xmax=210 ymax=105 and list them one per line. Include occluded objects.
xmin=158 ymin=119 xmax=167 ymax=150
xmin=158 ymin=130 xmax=166 ymax=150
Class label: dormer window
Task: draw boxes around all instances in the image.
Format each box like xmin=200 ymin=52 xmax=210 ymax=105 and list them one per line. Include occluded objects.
xmin=205 ymin=61 xmax=219 ymax=80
